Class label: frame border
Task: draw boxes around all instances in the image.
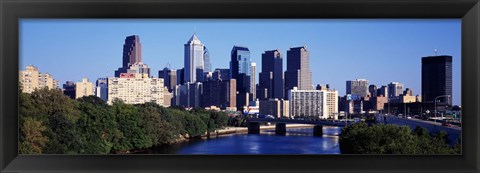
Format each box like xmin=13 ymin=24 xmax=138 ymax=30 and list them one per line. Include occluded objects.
xmin=1 ymin=0 xmax=479 ymax=172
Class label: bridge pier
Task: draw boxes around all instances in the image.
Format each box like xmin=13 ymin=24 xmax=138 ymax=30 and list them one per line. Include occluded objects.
xmin=275 ymin=123 xmax=286 ymax=136
xmin=248 ymin=122 xmax=260 ymax=134
xmin=313 ymin=125 xmax=323 ymax=137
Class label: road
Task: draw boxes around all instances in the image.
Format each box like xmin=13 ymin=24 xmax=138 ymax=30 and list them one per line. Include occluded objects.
xmin=376 ymin=114 xmax=461 ymax=144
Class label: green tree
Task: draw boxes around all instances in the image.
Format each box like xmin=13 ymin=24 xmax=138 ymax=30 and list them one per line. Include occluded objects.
xmin=19 ymin=117 xmax=49 ymax=154
xmin=184 ymin=113 xmax=207 ymax=138
xmin=75 ymin=96 xmax=119 ymax=154
xmin=44 ymin=114 xmax=81 ymax=154
xmin=111 ymin=101 xmax=153 ymax=151
xmin=138 ymin=102 xmax=178 ymax=145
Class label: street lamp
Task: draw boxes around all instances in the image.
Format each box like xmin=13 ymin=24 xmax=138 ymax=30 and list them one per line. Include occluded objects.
xmin=434 ymin=95 xmax=451 ymax=125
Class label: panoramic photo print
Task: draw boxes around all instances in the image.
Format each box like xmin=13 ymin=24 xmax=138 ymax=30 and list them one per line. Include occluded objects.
xmin=19 ymin=19 xmax=461 ymax=154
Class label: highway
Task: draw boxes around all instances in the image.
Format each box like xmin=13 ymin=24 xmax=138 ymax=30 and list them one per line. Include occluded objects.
xmin=376 ymin=114 xmax=461 ymax=144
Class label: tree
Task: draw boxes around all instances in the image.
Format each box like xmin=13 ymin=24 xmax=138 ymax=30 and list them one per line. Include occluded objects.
xmin=111 ymin=101 xmax=153 ymax=151
xmin=19 ymin=117 xmax=48 ymax=154
xmin=138 ymin=102 xmax=178 ymax=145
xmin=44 ymin=114 xmax=81 ymax=154
xmin=184 ymin=114 xmax=207 ymax=138
xmin=75 ymin=96 xmax=118 ymax=154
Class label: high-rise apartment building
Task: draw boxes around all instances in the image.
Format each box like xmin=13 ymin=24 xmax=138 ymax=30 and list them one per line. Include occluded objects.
xmin=258 ymin=49 xmax=284 ymax=100
xmin=285 ymin=46 xmax=312 ymax=98
xmin=422 ymin=55 xmax=453 ymax=105
xmin=19 ymin=65 xmax=59 ymax=93
xmin=346 ymin=79 xmax=369 ymax=97
xmin=288 ymin=87 xmax=338 ymax=119
xmin=107 ymin=73 xmax=165 ymax=105
xmin=184 ymin=34 xmax=205 ymax=83
xmin=75 ymin=78 xmax=94 ymax=99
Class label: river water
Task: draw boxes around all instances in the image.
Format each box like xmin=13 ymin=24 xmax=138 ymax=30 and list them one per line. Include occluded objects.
xmin=143 ymin=126 xmax=342 ymax=154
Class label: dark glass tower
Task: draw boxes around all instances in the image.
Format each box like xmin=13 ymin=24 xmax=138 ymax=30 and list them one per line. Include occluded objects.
xmin=230 ymin=46 xmax=252 ymax=110
xmin=284 ymin=46 xmax=312 ymax=98
xmin=258 ymin=49 xmax=284 ymax=100
xmin=422 ymin=55 xmax=453 ymax=105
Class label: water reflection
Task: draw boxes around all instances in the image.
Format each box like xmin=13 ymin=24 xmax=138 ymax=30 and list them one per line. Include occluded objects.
xmin=177 ymin=126 xmax=341 ymax=154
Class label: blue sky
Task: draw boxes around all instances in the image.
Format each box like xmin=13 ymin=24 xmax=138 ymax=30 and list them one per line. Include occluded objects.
xmin=20 ymin=19 xmax=461 ymax=105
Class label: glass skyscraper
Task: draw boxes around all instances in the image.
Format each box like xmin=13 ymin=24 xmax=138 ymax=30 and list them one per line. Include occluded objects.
xmin=184 ymin=34 xmax=205 ymax=83
xmin=230 ymin=46 xmax=252 ymax=110
xmin=258 ymin=49 xmax=284 ymax=100
xmin=422 ymin=55 xmax=453 ymax=105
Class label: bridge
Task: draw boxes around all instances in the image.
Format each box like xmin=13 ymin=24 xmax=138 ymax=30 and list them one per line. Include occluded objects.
xmin=246 ymin=118 xmax=348 ymax=136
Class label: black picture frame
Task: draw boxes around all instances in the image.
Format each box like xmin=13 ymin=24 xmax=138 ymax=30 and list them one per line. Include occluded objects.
xmin=1 ymin=0 xmax=479 ymax=172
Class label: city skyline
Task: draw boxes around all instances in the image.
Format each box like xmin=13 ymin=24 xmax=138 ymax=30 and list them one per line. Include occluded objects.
xmin=20 ymin=19 xmax=461 ymax=105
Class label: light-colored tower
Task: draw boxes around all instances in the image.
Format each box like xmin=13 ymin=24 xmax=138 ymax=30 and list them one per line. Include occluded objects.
xmin=388 ymin=82 xmax=404 ymax=98
xmin=184 ymin=33 xmax=205 ymax=83
xmin=250 ymin=62 xmax=257 ymax=101
xmin=19 ymin=65 xmax=58 ymax=93
xmin=285 ymin=46 xmax=312 ymax=98
xmin=76 ymin=78 xmax=94 ymax=99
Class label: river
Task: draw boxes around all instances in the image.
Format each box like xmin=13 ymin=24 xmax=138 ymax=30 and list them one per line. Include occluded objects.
xmin=141 ymin=126 xmax=342 ymax=154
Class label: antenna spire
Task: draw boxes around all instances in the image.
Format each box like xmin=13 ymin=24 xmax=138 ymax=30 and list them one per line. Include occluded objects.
xmin=434 ymin=48 xmax=438 ymax=56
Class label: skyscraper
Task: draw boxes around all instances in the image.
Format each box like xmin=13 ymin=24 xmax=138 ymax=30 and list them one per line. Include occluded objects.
xmin=369 ymin=84 xmax=378 ymax=97
xmin=230 ymin=46 xmax=252 ymax=110
xmin=387 ymin=82 xmax=404 ymax=98
xmin=377 ymin=85 xmax=388 ymax=97
xmin=346 ymin=79 xmax=369 ymax=97
xmin=250 ymin=62 xmax=257 ymax=101
xmin=158 ymin=67 xmax=177 ymax=92
xmin=285 ymin=46 xmax=312 ymax=98
xmin=204 ymin=46 xmax=211 ymax=73
xmin=184 ymin=34 xmax=205 ymax=83
xmin=95 ymin=78 xmax=108 ymax=101
xmin=258 ymin=49 xmax=284 ymax=100
xmin=115 ymin=35 xmax=148 ymax=77
xmin=422 ymin=55 xmax=452 ymax=105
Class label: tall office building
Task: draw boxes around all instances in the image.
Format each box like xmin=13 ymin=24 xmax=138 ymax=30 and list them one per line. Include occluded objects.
xmin=201 ymin=79 xmax=237 ymax=109
xmin=369 ymin=85 xmax=378 ymax=97
xmin=19 ymin=65 xmax=59 ymax=93
xmin=284 ymin=46 xmax=312 ymax=98
xmin=95 ymin=78 xmax=108 ymax=101
xmin=377 ymin=85 xmax=388 ymax=97
xmin=422 ymin=55 xmax=452 ymax=105
xmin=346 ymin=79 xmax=369 ymax=97
xmin=158 ymin=67 xmax=177 ymax=92
xmin=230 ymin=46 xmax=252 ymax=110
xmin=174 ymin=82 xmax=203 ymax=108
xmin=387 ymin=82 xmax=404 ymax=98
xmin=250 ymin=62 xmax=257 ymax=101
xmin=184 ymin=33 xmax=205 ymax=83
xmin=204 ymin=46 xmax=211 ymax=73
xmin=115 ymin=35 xmax=150 ymax=77
xmin=258 ymin=49 xmax=284 ymax=100
xmin=63 ymin=81 xmax=76 ymax=99
xmin=107 ymin=73 xmax=165 ymax=106
xmin=212 ymin=68 xmax=230 ymax=81
xmin=176 ymin=68 xmax=185 ymax=85
xmin=75 ymin=78 xmax=94 ymax=99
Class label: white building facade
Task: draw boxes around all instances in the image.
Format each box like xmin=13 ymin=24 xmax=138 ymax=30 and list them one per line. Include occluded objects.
xmin=288 ymin=87 xmax=338 ymax=119
xmin=107 ymin=73 xmax=165 ymax=106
